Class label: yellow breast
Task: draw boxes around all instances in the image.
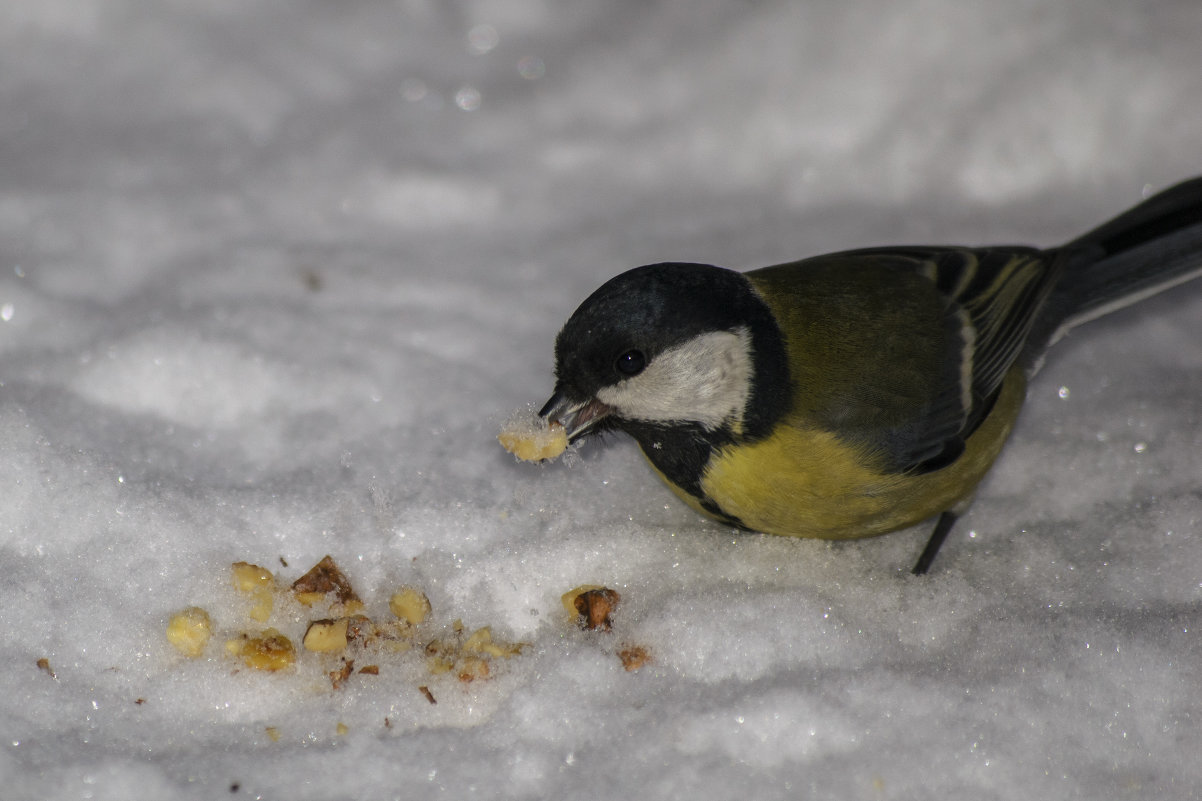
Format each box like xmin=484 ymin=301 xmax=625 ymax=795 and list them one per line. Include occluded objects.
xmin=654 ymin=368 xmax=1027 ymax=540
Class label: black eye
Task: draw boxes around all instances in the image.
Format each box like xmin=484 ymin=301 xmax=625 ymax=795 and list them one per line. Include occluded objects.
xmin=614 ymin=349 xmax=646 ymax=376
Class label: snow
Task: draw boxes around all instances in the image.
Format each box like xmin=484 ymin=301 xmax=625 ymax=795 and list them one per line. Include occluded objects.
xmin=3 ymin=1 xmax=1202 ymax=799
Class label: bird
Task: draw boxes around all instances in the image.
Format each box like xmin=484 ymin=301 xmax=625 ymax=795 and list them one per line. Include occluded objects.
xmin=535 ymin=177 xmax=1202 ymax=573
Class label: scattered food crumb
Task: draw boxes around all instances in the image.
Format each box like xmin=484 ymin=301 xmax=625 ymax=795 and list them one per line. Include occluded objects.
xmin=291 ymin=555 xmax=363 ymax=612
xmin=231 ymin=562 xmax=276 ymax=622
xmin=618 ymin=645 xmax=650 ymax=672
xmin=498 ymin=408 xmax=569 ymax=462
xmin=419 ymin=685 xmax=436 ymax=705
xmin=303 ymin=618 xmax=350 ymax=653
xmin=389 ymin=586 xmax=431 ymax=625
xmin=425 ymin=625 xmax=526 ymax=682
xmin=571 ymin=587 xmax=621 ymax=631
xmin=457 ymin=655 xmax=490 ymax=683
xmin=225 ymin=629 xmax=296 ymax=672
xmin=166 ymin=607 xmax=213 ymax=657
xmin=164 ymin=555 xmax=528 ymax=708
xmin=36 ymin=658 xmax=56 ymax=679
xmin=329 ymin=658 xmax=355 ymax=690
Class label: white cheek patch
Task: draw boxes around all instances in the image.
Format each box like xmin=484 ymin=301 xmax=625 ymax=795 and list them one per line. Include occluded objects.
xmin=595 ymin=328 xmax=753 ymax=430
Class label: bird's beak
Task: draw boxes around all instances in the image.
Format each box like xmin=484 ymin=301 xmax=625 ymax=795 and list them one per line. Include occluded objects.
xmin=539 ymin=391 xmax=611 ymax=442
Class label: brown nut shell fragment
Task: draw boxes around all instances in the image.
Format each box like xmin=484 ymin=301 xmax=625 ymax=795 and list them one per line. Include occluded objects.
xmin=618 ymin=645 xmax=651 ymax=672
xmin=573 ymin=588 xmax=621 ymax=631
xmin=291 ymin=555 xmax=361 ymax=609
xmin=329 ymin=658 xmax=354 ymax=690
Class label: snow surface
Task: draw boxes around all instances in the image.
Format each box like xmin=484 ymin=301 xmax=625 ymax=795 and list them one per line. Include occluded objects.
xmin=3 ymin=1 xmax=1202 ymax=799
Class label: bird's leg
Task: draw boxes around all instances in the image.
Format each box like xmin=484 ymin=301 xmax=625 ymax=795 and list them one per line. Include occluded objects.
xmin=911 ymin=510 xmax=959 ymax=575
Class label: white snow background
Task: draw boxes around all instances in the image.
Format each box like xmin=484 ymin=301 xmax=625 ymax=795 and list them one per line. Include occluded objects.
xmin=3 ymin=1 xmax=1202 ymax=799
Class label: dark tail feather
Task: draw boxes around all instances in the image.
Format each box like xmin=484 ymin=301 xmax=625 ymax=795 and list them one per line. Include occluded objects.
xmin=1039 ymin=177 xmax=1202 ymax=349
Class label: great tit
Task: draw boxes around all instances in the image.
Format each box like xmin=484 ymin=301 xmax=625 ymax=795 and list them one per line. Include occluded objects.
xmin=536 ymin=177 xmax=1202 ymax=573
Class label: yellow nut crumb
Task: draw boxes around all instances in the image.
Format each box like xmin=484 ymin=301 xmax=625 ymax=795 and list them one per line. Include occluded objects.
xmin=462 ymin=626 xmax=493 ymax=653
xmin=166 ymin=607 xmax=213 ymax=658
xmin=294 ymin=591 xmax=326 ymax=607
xmin=457 ymin=655 xmax=490 ymax=682
xmin=389 ymin=587 xmax=431 ymax=625
xmin=462 ymin=626 xmax=524 ymax=658
xmin=231 ymin=562 xmax=275 ymax=622
xmin=231 ymin=562 xmax=274 ymax=592
xmin=226 ymin=629 xmax=296 ymax=672
xmin=336 ymin=722 xmax=349 ymax=736
xmin=248 ymin=594 xmax=273 ymax=622
xmin=265 ymin=726 xmax=281 ymax=742
xmin=303 ymin=618 xmax=350 ymax=653
xmin=498 ymin=411 xmax=568 ymax=462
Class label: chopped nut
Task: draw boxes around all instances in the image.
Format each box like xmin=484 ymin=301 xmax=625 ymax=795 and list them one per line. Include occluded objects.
xmin=572 ymin=588 xmax=621 ymax=631
xmin=344 ymin=614 xmax=370 ymax=641
xmin=36 ymin=658 xmax=56 ymax=679
xmin=303 ymin=618 xmax=350 ymax=653
xmin=418 ymin=685 xmax=436 ymax=705
xmin=226 ymin=629 xmax=296 ymax=671
xmin=329 ymin=658 xmax=354 ymax=690
xmin=265 ymin=726 xmax=281 ymax=742
xmin=231 ymin=561 xmax=274 ymax=592
xmin=388 ymin=586 xmax=431 ymax=625
xmin=166 ymin=607 xmax=213 ymax=657
xmin=461 ymin=626 xmax=493 ymax=653
xmin=424 ymin=638 xmax=457 ymax=675
xmin=291 ymin=555 xmax=362 ymax=611
xmin=498 ymin=413 xmax=569 ymax=462
xmin=462 ymin=626 xmax=524 ymax=658
xmin=231 ymin=562 xmax=275 ymax=622
xmin=618 ymin=645 xmax=651 ymax=672
xmin=336 ymin=722 xmax=349 ymax=736
xmin=457 ymin=655 xmax=490 ymax=683
xmin=172 ymin=553 xmax=531 ymax=696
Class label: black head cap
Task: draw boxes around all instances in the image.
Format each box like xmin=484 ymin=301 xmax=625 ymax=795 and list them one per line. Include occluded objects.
xmin=551 ymin=262 xmax=790 ymax=436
